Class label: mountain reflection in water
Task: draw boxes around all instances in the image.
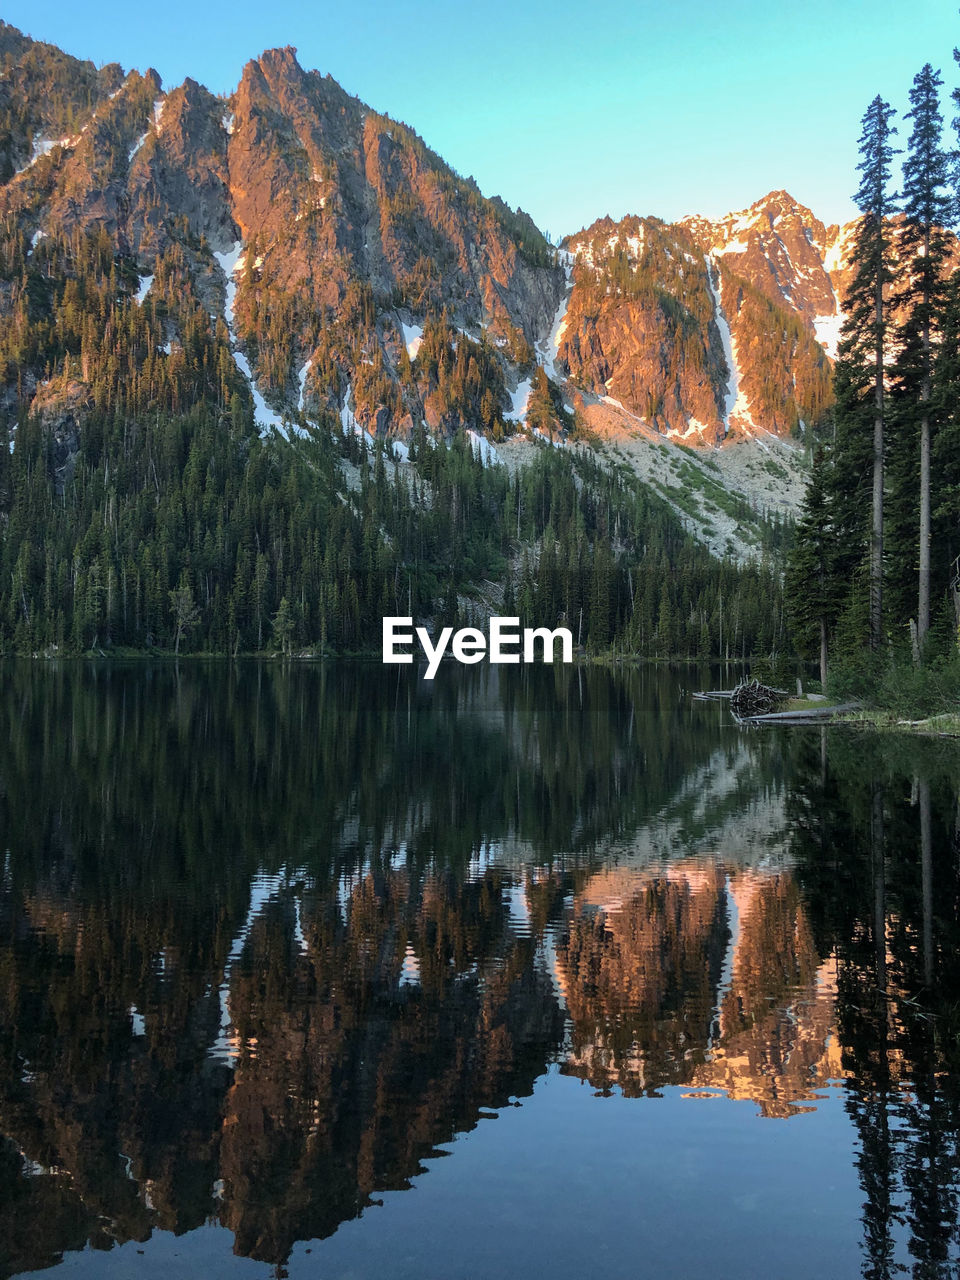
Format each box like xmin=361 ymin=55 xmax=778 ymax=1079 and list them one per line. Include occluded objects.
xmin=0 ymin=661 xmax=958 ymax=1278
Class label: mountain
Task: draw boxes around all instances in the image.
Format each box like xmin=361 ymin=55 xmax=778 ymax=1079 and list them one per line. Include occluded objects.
xmin=0 ymin=26 xmax=563 ymax=449
xmin=0 ymin=25 xmax=829 ymax=657
xmin=0 ymin=27 xmax=853 ymax=466
xmin=557 ymin=192 xmax=846 ymax=446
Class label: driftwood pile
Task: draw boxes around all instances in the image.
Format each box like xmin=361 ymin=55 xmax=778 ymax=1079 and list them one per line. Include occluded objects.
xmin=730 ymin=679 xmax=789 ymax=719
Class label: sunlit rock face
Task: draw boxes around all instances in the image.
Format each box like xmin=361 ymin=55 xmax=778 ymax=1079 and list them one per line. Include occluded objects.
xmin=0 ymin=23 xmax=563 ymax=444
xmin=559 ymin=194 xmax=844 ymax=445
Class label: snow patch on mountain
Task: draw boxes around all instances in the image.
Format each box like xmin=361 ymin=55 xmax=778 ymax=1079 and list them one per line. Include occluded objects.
xmin=14 ymin=136 xmax=65 ymax=174
xmin=537 ymin=283 xmax=572 ymax=380
xmin=128 ymin=133 xmax=148 ymax=162
xmin=234 ymin=350 xmax=285 ymax=434
xmin=213 ymin=240 xmax=286 ymax=435
xmin=467 ymin=429 xmax=502 ymax=466
xmin=297 ymin=359 xmax=312 ymax=410
xmin=339 ymin=384 xmax=375 ymax=447
xmin=668 ymin=416 xmax=712 ymax=441
xmin=813 ymin=312 xmax=844 ymax=361
xmin=823 ymin=225 xmax=856 ymax=277
xmin=705 ymin=257 xmax=736 ymax=433
xmin=214 ymin=241 xmax=245 ymax=329
xmin=506 ymin=378 xmax=532 ymax=423
xmin=400 ymin=321 xmax=423 ymax=360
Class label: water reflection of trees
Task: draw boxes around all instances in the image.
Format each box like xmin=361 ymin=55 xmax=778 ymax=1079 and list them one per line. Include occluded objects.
xmin=0 ymin=863 xmax=564 ymax=1273
xmin=0 ymin=665 xmax=958 ymax=1276
xmin=788 ymin=730 xmax=960 ymax=1278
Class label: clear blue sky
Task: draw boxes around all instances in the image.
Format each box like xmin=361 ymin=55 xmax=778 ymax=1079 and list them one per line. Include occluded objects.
xmin=5 ymin=0 xmax=957 ymax=235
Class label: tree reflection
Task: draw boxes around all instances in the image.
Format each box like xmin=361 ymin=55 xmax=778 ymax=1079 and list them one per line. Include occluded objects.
xmin=788 ymin=730 xmax=960 ymax=1278
xmin=0 ymin=664 xmax=958 ymax=1276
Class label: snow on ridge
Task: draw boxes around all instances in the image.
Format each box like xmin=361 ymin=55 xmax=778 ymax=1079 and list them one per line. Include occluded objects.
xmin=28 ymin=229 xmax=46 ymax=254
xmin=152 ymin=98 xmax=165 ymax=133
xmin=128 ymin=133 xmax=148 ymax=163
xmin=14 ymin=135 xmax=72 ymax=175
xmin=223 ymin=111 xmax=235 ymax=136
xmin=571 ymin=226 xmax=645 ymax=272
xmin=135 ymin=273 xmax=154 ymax=305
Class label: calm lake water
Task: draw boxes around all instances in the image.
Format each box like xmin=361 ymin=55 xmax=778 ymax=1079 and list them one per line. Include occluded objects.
xmin=1 ymin=661 xmax=959 ymax=1279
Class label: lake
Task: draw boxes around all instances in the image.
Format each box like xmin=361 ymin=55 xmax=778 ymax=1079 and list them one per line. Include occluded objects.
xmin=1 ymin=661 xmax=958 ymax=1279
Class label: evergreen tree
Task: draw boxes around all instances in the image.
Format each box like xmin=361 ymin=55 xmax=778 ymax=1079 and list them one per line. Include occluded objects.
xmin=272 ymin=596 xmax=295 ymax=656
xmin=169 ymin=575 xmax=199 ymax=656
xmin=785 ymin=449 xmax=838 ymax=686
xmin=891 ymin=64 xmax=952 ymax=647
xmin=844 ymin=96 xmax=899 ymax=651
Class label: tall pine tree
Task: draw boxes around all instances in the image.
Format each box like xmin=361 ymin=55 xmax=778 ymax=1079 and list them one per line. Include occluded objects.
xmin=785 ymin=448 xmax=838 ymax=685
xmin=842 ymin=96 xmax=899 ymax=651
xmin=891 ymin=64 xmax=952 ymax=648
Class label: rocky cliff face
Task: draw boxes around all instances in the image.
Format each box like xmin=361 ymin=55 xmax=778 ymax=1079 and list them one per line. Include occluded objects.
xmin=0 ymin=24 xmax=563 ymax=443
xmin=0 ymin=25 xmax=863 ymax=463
xmin=556 ymin=193 xmax=846 ymax=444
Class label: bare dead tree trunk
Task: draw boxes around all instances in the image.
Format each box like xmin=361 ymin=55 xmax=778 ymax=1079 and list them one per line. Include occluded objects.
xmin=870 ymin=261 xmax=884 ymax=651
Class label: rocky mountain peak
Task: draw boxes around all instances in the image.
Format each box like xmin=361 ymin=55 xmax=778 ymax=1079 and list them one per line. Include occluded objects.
xmin=552 ymin=193 xmax=839 ymax=445
xmin=1 ymin=23 xmax=563 ymax=448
